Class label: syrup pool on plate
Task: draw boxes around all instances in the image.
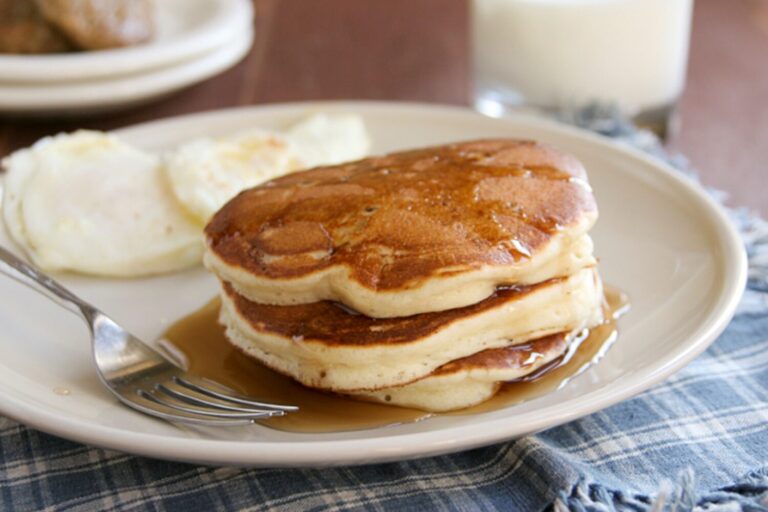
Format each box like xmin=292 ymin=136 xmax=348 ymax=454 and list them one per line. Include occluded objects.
xmin=159 ymin=287 xmax=628 ymax=433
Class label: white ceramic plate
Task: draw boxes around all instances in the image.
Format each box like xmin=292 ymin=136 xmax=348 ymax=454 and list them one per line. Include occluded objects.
xmin=0 ymin=102 xmax=746 ymax=467
xmin=0 ymin=30 xmax=253 ymax=115
xmin=0 ymin=0 xmax=253 ymax=83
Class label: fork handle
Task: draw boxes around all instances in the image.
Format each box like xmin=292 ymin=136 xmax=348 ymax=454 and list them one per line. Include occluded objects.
xmin=0 ymin=245 xmax=96 ymax=319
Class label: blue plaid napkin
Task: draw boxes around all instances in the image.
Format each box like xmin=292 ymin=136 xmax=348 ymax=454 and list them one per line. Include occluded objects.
xmin=1 ymin=114 xmax=767 ymax=511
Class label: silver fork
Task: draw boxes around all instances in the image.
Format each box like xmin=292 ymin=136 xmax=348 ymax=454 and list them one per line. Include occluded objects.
xmin=0 ymin=246 xmax=298 ymax=426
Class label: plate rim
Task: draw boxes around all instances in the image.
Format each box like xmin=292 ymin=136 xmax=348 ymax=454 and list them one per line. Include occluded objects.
xmin=0 ymin=101 xmax=747 ymax=467
xmin=0 ymin=0 xmax=253 ymax=83
xmin=0 ymin=30 xmax=253 ymax=112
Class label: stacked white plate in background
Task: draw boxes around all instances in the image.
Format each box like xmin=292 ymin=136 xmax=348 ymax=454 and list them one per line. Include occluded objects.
xmin=0 ymin=0 xmax=254 ymax=116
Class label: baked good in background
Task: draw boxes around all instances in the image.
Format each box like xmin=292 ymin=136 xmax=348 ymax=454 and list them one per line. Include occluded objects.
xmin=0 ymin=0 xmax=154 ymax=54
xmin=35 ymin=0 xmax=155 ymax=50
xmin=0 ymin=0 xmax=72 ymax=54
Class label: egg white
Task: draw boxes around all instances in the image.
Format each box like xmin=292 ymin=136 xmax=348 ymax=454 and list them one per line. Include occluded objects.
xmin=286 ymin=113 xmax=371 ymax=168
xmin=163 ymin=129 xmax=303 ymax=225
xmin=1 ymin=131 xmax=203 ymax=277
xmin=163 ymin=113 xmax=371 ymax=225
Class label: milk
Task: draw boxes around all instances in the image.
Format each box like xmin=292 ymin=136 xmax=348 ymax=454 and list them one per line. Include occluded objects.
xmin=473 ymin=0 xmax=693 ymax=117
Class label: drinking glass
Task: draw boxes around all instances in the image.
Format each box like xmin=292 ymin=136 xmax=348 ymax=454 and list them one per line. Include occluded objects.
xmin=472 ymin=0 xmax=694 ymax=138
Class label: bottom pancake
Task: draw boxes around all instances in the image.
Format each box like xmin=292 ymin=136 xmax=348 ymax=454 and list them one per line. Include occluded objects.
xmin=355 ymin=330 xmax=578 ymax=411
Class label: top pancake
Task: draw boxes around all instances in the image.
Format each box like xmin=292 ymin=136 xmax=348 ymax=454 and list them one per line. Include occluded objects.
xmin=205 ymin=139 xmax=598 ymax=317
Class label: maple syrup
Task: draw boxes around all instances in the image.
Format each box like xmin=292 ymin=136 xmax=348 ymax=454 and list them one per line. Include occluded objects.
xmin=160 ymin=287 xmax=628 ymax=433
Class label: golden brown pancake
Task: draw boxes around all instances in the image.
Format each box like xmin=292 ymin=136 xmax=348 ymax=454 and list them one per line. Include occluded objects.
xmin=205 ymin=139 xmax=598 ymax=317
xmin=224 ymin=279 xmax=560 ymax=346
xmin=204 ymin=138 xmax=606 ymax=411
xmin=431 ymin=332 xmax=569 ymax=377
xmin=219 ymin=267 xmax=605 ymax=391
xmin=359 ymin=331 xmax=574 ymax=411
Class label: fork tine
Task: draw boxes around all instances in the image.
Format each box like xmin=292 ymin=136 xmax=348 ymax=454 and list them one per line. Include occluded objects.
xmin=137 ymin=390 xmax=285 ymax=419
xmin=122 ymin=394 xmax=259 ymax=427
xmin=173 ymin=376 xmax=299 ymax=412
xmin=155 ymin=383 xmax=277 ymax=414
xmin=0 ymin=245 xmax=300 ymax=426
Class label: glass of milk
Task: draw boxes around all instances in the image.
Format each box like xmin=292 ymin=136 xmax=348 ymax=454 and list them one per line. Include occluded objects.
xmin=472 ymin=0 xmax=693 ymax=137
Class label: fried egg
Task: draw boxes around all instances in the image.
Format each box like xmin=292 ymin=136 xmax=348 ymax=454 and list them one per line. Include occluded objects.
xmin=1 ymin=131 xmax=202 ymax=277
xmin=286 ymin=113 xmax=371 ymax=167
xmin=163 ymin=129 xmax=303 ymax=225
xmin=164 ymin=114 xmax=371 ymax=225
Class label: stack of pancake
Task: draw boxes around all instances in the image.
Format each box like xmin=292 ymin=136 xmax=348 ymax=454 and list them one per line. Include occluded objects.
xmin=203 ymin=139 xmax=605 ymax=412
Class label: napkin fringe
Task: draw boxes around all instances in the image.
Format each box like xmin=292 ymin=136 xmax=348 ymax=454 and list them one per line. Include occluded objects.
xmin=550 ymin=107 xmax=768 ymax=512
xmin=553 ymin=466 xmax=768 ymax=511
xmin=732 ymin=208 xmax=768 ymax=295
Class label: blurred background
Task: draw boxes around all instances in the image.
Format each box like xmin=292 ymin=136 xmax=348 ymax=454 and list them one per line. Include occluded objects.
xmin=0 ymin=0 xmax=765 ymax=213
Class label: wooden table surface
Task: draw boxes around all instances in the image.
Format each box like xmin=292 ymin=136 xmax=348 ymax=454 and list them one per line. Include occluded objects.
xmin=0 ymin=0 xmax=764 ymax=214
xmin=671 ymin=0 xmax=767 ymax=215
